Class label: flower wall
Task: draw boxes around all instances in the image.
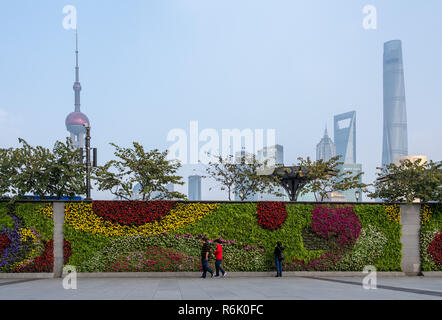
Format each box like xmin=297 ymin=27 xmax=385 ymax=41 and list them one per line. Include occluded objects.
xmin=60 ymin=201 xmax=402 ymax=272
xmin=420 ymin=204 xmax=442 ymax=271
xmin=0 ymin=202 xmax=71 ymax=273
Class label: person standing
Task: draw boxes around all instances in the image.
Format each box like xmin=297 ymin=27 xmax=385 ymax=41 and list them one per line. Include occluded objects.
xmin=274 ymin=241 xmax=284 ymax=277
xmin=200 ymin=236 xmax=214 ymax=278
xmin=213 ymin=238 xmax=227 ymax=278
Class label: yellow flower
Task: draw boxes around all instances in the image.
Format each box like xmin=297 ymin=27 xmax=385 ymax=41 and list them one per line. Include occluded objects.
xmin=421 ymin=205 xmax=432 ymax=225
xmin=384 ymin=204 xmax=401 ymax=223
xmin=64 ymin=202 xmax=219 ymax=237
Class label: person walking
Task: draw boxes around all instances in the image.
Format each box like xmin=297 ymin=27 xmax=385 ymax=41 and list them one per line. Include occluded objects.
xmin=200 ymin=236 xmax=214 ymax=278
xmin=274 ymin=241 xmax=284 ymax=277
xmin=213 ymin=238 xmax=227 ymax=278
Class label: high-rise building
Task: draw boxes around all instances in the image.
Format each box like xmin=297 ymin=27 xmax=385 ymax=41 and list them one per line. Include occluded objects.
xmin=316 ymin=128 xmax=336 ymax=161
xmin=333 ymin=111 xmax=363 ymax=202
xmin=188 ymin=175 xmax=202 ymax=201
xmin=382 ymin=40 xmax=408 ymax=166
xmin=65 ymin=31 xmax=89 ymax=149
xmin=334 ymin=111 xmax=356 ymax=164
xmin=256 ymin=145 xmax=286 ymax=201
xmin=257 ymin=145 xmax=284 ymax=167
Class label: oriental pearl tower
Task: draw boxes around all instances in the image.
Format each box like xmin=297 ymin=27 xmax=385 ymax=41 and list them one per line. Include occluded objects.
xmin=65 ymin=31 xmax=89 ymax=149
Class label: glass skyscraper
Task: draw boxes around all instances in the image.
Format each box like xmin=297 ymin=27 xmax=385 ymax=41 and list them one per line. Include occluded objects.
xmin=382 ymin=40 xmax=408 ymax=166
xmin=334 ymin=111 xmax=356 ymax=164
xmin=333 ymin=111 xmax=362 ymax=202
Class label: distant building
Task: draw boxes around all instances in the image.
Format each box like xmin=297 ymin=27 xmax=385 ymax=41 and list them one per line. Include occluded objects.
xmin=316 ymin=127 xmax=336 ymax=161
xmin=188 ymin=175 xmax=202 ymax=201
xmin=257 ymin=145 xmax=284 ymax=167
xmin=337 ymin=163 xmax=363 ymax=202
xmin=334 ymin=111 xmax=356 ymax=164
xmin=382 ymin=40 xmax=408 ymax=166
xmin=393 ymin=155 xmax=427 ymax=166
xmin=132 ymin=183 xmax=174 ymax=200
xmin=333 ymin=111 xmax=363 ymax=202
xmin=330 ymin=192 xmax=347 ymax=202
xmin=256 ymin=145 xmax=287 ymax=201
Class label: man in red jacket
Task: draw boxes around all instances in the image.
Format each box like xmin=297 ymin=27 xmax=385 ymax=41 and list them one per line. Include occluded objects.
xmin=213 ymin=238 xmax=227 ymax=278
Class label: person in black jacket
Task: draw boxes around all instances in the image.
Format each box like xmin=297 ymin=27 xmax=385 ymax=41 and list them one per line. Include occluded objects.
xmin=274 ymin=241 xmax=284 ymax=277
xmin=200 ymin=236 xmax=214 ymax=278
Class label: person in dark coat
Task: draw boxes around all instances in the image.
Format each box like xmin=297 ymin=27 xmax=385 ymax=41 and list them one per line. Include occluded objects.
xmin=274 ymin=241 xmax=284 ymax=277
xmin=200 ymin=236 xmax=214 ymax=278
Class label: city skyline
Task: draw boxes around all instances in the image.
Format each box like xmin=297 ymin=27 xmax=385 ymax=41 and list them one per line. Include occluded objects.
xmin=0 ymin=1 xmax=441 ymax=200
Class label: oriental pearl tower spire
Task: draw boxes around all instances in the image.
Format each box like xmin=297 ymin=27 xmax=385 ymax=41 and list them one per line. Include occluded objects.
xmin=65 ymin=30 xmax=90 ymax=148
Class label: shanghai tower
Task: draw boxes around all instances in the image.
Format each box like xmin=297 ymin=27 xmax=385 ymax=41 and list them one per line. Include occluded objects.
xmin=382 ymin=40 xmax=408 ymax=166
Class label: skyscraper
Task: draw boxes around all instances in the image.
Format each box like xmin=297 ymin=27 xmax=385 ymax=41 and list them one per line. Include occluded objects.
xmin=316 ymin=128 xmax=336 ymax=161
xmin=333 ymin=111 xmax=362 ymax=202
xmin=65 ymin=31 xmax=89 ymax=149
xmin=334 ymin=111 xmax=356 ymax=164
xmin=257 ymin=145 xmax=284 ymax=167
xmin=382 ymin=40 xmax=408 ymax=166
xmin=188 ymin=175 xmax=202 ymax=201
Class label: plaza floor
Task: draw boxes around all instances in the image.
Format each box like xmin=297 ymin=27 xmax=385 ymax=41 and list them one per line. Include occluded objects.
xmin=0 ymin=276 xmax=441 ymax=300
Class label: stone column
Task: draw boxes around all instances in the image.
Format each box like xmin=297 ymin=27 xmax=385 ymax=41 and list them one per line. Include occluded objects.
xmin=400 ymin=204 xmax=422 ymax=275
xmin=53 ymin=201 xmax=65 ymax=278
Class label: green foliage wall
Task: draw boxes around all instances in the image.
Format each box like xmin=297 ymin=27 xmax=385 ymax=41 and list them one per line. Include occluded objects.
xmin=61 ymin=201 xmax=402 ymax=272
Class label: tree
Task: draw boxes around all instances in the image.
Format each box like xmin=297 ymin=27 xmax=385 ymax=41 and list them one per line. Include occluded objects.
xmin=94 ymin=142 xmax=186 ymax=200
xmin=0 ymin=148 xmax=14 ymax=198
xmin=0 ymin=138 xmax=85 ymax=199
xmin=297 ymin=156 xmax=367 ymax=202
xmin=368 ymin=159 xmax=442 ymax=203
xmin=205 ymin=154 xmax=282 ymax=201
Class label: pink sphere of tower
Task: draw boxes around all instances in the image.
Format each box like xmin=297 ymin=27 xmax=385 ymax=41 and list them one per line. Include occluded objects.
xmin=65 ymin=111 xmax=90 ymax=135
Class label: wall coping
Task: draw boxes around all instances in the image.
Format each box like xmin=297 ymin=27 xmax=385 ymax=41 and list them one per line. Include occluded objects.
xmin=0 ymin=272 xmax=409 ymax=279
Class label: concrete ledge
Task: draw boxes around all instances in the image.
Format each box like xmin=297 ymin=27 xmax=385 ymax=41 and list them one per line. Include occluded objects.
xmin=422 ymin=272 xmax=442 ymax=277
xmin=53 ymin=271 xmax=408 ymax=278
xmin=0 ymin=273 xmax=54 ymax=279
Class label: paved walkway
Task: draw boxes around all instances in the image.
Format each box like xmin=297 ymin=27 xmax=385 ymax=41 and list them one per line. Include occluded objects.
xmin=0 ymin=276 xmax=441 ymax=300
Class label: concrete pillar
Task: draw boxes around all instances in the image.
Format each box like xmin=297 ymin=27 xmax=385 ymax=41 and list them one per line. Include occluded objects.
xmin=53 ymin=202 xmax=65 ymax=278
xmin=400 ymin=204 xmax=422 ymax=275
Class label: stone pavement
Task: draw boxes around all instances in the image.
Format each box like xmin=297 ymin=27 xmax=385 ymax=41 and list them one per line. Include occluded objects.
xmin=0 ymin=276 xmax=441 ymax=300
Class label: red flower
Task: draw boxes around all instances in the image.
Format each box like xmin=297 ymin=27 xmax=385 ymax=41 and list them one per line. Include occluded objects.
xmin=255 ymin=202 xmax=287 ymax=230
xmin=427 ymin=232 xmax=442 ymax=265
xmin=0 ymin=233 xmax=11 ymax=256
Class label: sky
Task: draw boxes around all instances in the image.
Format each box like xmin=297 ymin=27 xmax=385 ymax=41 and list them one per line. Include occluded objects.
xmin=0 ymin=0 xmax=441 ymax=200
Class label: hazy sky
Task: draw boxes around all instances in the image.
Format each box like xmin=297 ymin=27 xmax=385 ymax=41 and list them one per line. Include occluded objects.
xmin=1 ymin=0 xmax=441 ymax=200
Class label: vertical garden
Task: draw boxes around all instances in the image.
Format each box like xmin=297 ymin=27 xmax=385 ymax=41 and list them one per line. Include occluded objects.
xmin=0 ymin=201 xmax=408 ymax=273
xmin=420 ymin=204 xmax=442 ymax=271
